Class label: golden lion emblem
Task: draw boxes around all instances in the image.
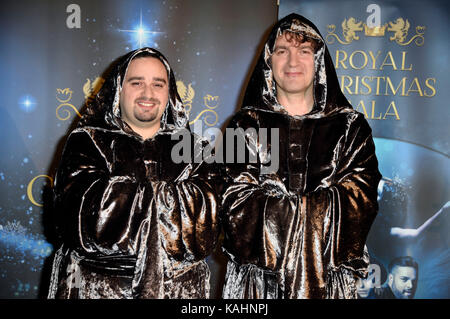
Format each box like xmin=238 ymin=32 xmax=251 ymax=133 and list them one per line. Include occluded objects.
xmin=387 ymin=18 xmax=410 ymax=43
xmin=342 ymin=18 xmax=363 ymax=42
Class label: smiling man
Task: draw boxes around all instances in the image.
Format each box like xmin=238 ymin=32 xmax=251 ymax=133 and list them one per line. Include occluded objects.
xmin=119 ymin=56 xmax=169 ymax=139
xmin=221 ymin=14 xmax=381 ymax=299
xmin=47 ymin=48 xmax=219 ymax=299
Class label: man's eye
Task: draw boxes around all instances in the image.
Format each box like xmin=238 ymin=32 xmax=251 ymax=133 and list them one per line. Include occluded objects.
xmin=131 ymin=82 xmax=142 ymax=86
xmin=275 ymin=49 xmax=286 ymax=55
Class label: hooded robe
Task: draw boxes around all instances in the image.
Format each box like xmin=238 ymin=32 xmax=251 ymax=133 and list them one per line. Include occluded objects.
xmin=47 ymin=48 xmax=219 ymax=299
xmin=221 ymin=14 xmax=381 ymax=299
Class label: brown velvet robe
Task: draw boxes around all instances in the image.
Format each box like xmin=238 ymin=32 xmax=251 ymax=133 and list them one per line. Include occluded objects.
xmin=47 ymin=48 xmax=219 ymax=299
xmin=221 ymin=14 xmax=381 ymax=299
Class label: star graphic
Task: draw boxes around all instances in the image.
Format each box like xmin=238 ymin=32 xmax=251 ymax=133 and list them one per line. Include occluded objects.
xmin=19 ymin=95 xmax=37 ymax=112
xmin=118 ymin=9 xmax=163 ymax=48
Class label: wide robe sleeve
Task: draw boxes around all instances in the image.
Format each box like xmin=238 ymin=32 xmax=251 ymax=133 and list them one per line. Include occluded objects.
xmin=221 ymin=111 xmax=381 ymax=299
xmin=51 ymin=128 xmax=219 ymax=298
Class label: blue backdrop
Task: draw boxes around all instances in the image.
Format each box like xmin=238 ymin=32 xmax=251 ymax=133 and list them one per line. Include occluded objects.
xmin=0 ymin=0 xmax=448 ymax=299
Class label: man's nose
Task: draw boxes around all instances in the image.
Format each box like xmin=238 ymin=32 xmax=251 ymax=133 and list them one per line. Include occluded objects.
xmin=142 ymin=83 xmax=154 ymax=97
xmin=288 ymin=50 xmax=300 ymax=67
xmin=405 ymin=280 xmax=413 ymax=289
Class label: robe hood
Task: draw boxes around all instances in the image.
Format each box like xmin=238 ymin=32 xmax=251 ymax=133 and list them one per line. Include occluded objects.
xmin=242 ymin=13 xmax=351 ymax=117
xmin=79 ymin=47 xmax=188 ymax=133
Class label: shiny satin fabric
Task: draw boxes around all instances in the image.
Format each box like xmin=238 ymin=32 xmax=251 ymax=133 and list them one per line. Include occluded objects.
xmin=47 ymin=48 xmax=219 ymax=299
xmin=221 ymin=14 xmax=381 ymax=299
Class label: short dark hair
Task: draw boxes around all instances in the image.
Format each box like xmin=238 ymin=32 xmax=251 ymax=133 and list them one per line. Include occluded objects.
xmin=388 ymin=256 xmax=419 ymax=274
xmin=119 ymin=50 xmax=164 ymax=85
xmin=281 ymin=30 xmax=320 ymax=53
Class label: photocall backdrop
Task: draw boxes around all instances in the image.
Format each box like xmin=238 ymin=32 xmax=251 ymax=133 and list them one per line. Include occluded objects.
xmin=0 ymin=0 xmax=447 ymax=298
xmin=280 ymin=0 xmax=449 ymax=299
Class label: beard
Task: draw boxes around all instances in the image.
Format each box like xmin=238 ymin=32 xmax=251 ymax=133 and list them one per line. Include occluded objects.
xmin=134 ymin=108 xmax=158 ymax=122
xmin=134 ymin=97 xmax=161 ymax=122
xmin=392 ymin=285 xmax=414 ymax=299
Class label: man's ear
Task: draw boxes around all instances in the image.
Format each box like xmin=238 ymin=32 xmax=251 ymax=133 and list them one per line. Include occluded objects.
xmin=388 ymin=274 xmax=394 ymax=287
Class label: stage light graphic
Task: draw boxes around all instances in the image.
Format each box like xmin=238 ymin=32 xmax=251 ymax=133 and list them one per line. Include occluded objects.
xmin=18 ymin=95 xmax=37 ymax=113
xmin=118 ymin=9 xmax=163 ymax=48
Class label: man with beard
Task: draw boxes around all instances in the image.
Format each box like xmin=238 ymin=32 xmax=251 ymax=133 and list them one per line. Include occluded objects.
xmin=47 ymin=48 xmax=219 ymax=299
xmin=221 ymin=14 xmax=381 ymax=299
xmin=374 ymin=256 xmax=419 ymax=299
